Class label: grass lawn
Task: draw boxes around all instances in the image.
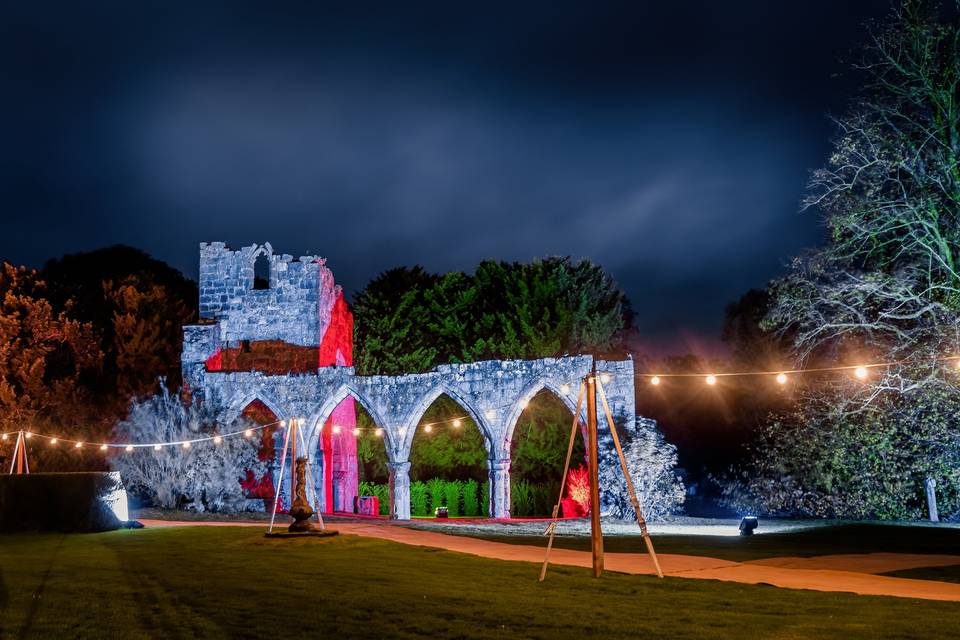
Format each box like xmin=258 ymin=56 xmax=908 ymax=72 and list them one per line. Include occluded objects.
xmin=2 ymin=527 xmax=960 ymax=639
xmin=457 ymin=523 xmax=960 ymax=562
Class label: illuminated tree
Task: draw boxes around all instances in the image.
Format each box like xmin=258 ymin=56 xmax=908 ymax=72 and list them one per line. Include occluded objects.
xmin=111 ymin=386 xmax=266 ymax=511
xmin=732 ymin=1 xmax=960 ymax=519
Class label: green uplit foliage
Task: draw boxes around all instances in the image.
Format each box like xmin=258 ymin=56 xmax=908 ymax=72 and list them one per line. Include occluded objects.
xmin=463 ymin=478 xmax=480 ymax=516
xmin=443 ymin=481 xmax=462 ymax=516
xmin=353 ymin=258 xmax=631 ymax=375
xmin=410 ymin=481 xmax=428 ymax=516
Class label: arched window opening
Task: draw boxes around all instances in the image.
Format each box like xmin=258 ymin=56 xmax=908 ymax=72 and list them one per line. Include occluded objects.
xmin=409 ymin=394 xmax=488 ymax=518
xmin=510 ymin=389 xmax=585 ymax=517
xmin=253 ymin=252 xmax=270 ymax=290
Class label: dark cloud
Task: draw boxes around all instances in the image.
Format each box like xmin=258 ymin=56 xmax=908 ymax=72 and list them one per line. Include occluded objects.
xmin=0 ymin=1 xmax=892 ymax=353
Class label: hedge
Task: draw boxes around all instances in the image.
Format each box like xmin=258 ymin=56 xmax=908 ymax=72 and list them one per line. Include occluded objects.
xmin=0 ymin=472 xmax=128 ymax=532
xmin=357 ymin=478 xmax=556 ymax=517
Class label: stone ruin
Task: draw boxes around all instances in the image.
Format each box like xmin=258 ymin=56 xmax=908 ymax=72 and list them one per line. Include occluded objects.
xmin=182 ymin=242 xmax=640 ymax=519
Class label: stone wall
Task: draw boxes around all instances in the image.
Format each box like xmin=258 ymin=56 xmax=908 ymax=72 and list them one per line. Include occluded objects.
xmin=193 ymin=355 xmax=637 ymax=519
xmin=183 ymin=242 xmax=641 ymax=520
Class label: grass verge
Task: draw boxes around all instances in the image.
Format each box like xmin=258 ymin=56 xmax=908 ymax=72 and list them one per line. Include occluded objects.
xmin=1 ymin=526 xmax=960 ymax=639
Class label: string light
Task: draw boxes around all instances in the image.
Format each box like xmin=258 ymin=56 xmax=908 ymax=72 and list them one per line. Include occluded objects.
xmin=650 ymin=376 xmax=661 ymax=386
xmin=100 ymin=444 xmax=108 ymax=451
xmin=332 ymin=425 xmax=342 ymax=435
xmin=213 ymin=435 xmax=223 ymax=444
xmin=153 ymin=444 xmax=162 ymax=451
xmin=452 ymin=418 xmax=462 ymax=428
xmin=519 ymin=399 xmax=529 ymax=409
xmin=776 ymin=373 xmax=788 ymax=385
xmin=424 ymin=424 xmax=433 ymax=433
xmin=854 ymin=366 xmax=869 ymax=380
xmin=705 ymin=375 xmax=717 ymax=386
xmin=352 ymin=427 xmax=361 ymax=436
xmin=182 ymin=441 xmax=191 ymax=449
xmin=600 ymin=373 xmax=611 ymax=384
xmin=1 ymin=433 xmax=7 ymax=441
xmin=374 ymin=428 xmax=384 ymax=437
xmin=280 ymin=420 xmax=286 ymax=427
xmin=244 ymin=429 xmax=254 ymax=438
xmin=125 ymin=445 xmax=133 ymax=452
xmin=50 ymin=438 xmax=58 ymax=445
xmin=25 ymin=432 xmax=32 ymax=439
xmin=74 ymin=441 xmax=83 ymax=449
xmin=560 ymin=384 xmax=571 ymax=394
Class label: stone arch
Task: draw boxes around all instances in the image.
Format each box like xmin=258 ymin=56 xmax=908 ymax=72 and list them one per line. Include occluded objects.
xmin=501 ymin=376 xmax=585 ymax=455
xmin=222 ymin=387 xmax=289 ymax=426
xmin=400 ymin=383 xmax=493 ymax=458
xmin=306 ymin=384 xmax=387 ymax=453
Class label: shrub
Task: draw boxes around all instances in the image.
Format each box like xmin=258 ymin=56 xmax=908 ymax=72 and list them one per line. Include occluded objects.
xmin=444 ymin=480 xmax=462 ymax=516
xmin=463 ymin=479 xmax=480 ymax=516
xmin=110 ymin=388 xmax=266 ymax=512
xmin=599 ymin=417 xmax=684 ymax=521
xmin=565 ymin=466 xmax=591 ymax=515
xmin=512 ymin=480 xmax=533 ymax=516
xmin=410 ymin=481 xmax=428 ymax=516
xmin=426 ymin=478 xmax=445 ymax=513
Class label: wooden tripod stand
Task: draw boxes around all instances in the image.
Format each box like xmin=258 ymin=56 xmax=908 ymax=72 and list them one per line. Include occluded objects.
xmin=7 ymin=431 xmax=30 ymax=474
xmin=539 ymin=371 xmax=664 ymax=580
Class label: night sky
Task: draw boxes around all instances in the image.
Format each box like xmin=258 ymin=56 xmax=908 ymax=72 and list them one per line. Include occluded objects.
xmin=2 ymin=1 xmax=891 ymax=354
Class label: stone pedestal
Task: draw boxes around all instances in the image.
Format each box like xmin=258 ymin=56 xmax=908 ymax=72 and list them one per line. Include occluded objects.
xmin=488 ymin=459 xmax=511 ymax=519
xmin=388 ymin=461 xmax=411 ymax=520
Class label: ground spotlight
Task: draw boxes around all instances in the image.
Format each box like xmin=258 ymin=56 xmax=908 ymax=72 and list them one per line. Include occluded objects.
xmin=739 ymin=516 xmax=759 ymax=536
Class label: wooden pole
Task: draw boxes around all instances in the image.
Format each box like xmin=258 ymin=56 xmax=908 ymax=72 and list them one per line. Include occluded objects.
xmin=289 ymin=418 xmax=298 ymax=506
xmin=597 ymin=379 xmax=664 ymax=578
xmin=539 ymin=382 xmax=586 ymax=582
xmin=586 ymin=368 xmax=604 ymax=578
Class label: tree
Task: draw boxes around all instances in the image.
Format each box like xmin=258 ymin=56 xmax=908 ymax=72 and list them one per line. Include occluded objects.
xmin=599 ymin=418 xmax=685 ymax=521
xmin=353 ymin=257 xmax=632 ymax=375
xmin=0 ymin=263 xmax=102 ymax=470
xmin=110 ymin=386 xmax=266 ymax=511
xmin=41 ymin=246 xmax=197 ymax=406
xmin=732 ymin=1 xmax=960 ymax=519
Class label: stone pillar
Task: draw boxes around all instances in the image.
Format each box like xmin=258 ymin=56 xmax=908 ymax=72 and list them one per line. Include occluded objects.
xmin=388 ymin=461 xmax=411 ymax=520
xmin=488 ymin=458 xmax=511 ymax=519
xmin=925 ymin=477 xmax=939 ymax=522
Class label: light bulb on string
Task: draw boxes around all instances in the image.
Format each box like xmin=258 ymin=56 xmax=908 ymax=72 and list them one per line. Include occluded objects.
xmin=424 ymin=424 xmax=433 ymax=433
xmin=182 ymin=441 xmax=191 ymax=449
xmin=374 ymin=428 xmax=384 ymax=437
xmin=244 ymin=429 xmax=253 ymax=438
xmin=213 ymin=436 xmax=223 ymax=444
xmin=519 ymin=398 xmax=529 ymax=409
xmin=352 ymin=427 xmax=361 ymax=436
xmin=280 ymin=420 xmax=286 ymax=428
xmin=125 ymin=445 xmax=133 ymax=452
xmin=854 ymin=366 xmax=869 ymax=380
xmin=560 ymin=384 xmax=570 ymax=394
xmin=75 ymin=441 xmax=83 ymax=449
xmin=452 ymin=418 xmax=462 ymax=428
xmin=1 ymin=433 xmax=7 ymax=441
xmin=650 ymin=376 xmax=661 ymax=386
xmin=600 ymin=373 xmax=611 ymax=384
xmin=50 ymin=438 xmax=58 ymax=445
xmin=332 ymin=425 xmax=342 ymax=435
xmin=25 ymin=432 xmax=32 ymax=439
xmin=100 ymin=444 xmax=108 ymax=451
xmin=705 ymin=375 xmax=717 ymax=386
xmin=776 ymin=373 xmax=788 ymax=385
xmin=154 ymin=444 xmax=162 ymax=451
